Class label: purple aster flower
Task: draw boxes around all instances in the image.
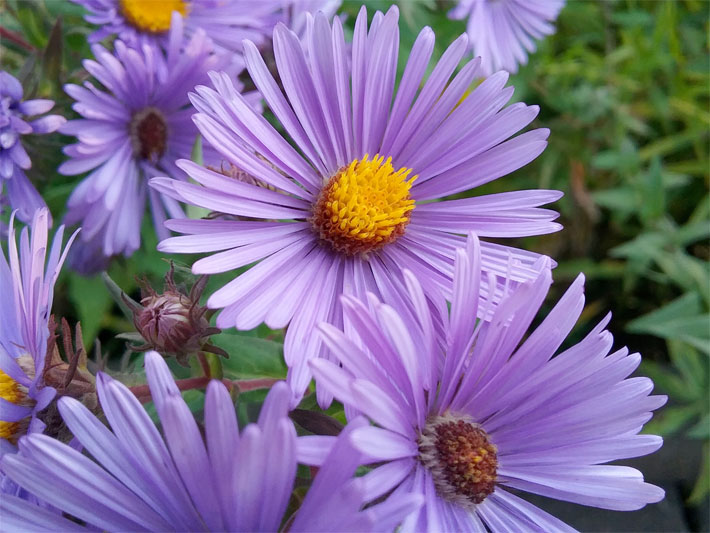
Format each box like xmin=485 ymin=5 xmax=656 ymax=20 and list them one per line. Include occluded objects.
xmin=286 ymin=0 xmax=342 ymax=37
xmin=151 ymin=6 xmax=561 ymax=405
xmin=450 ymin=0 xmax=566 ymax=76
xmin=58 ymin=14 xmax=241 ymax=273
xmin=73 ymin=0 xmax=283 ymax=59
xmin=0 ymin=72 xmax=65 ymax=224
xmin=310 ymin=233 xmax=666 ymax=531
xmin=0 ymin=351 xmax=422 ymax=531
xmin=1 ymin=208 xmax=77 ymax=496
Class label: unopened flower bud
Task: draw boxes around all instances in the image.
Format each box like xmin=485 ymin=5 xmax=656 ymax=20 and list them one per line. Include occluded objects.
xmin=126 ymin=265 xmax=227 ymax=366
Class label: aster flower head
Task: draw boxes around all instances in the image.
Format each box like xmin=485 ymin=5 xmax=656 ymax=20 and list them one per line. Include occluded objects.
xmin=286 ymin=0 xmax=343 ymax=37
xmin=0 ymin=72 xmax=66 ymax=223
xmin=152 ymin=6 xmax=561 ymax=405
xmin=0 ymin=351 xmax=422 ymax=531
xmin=59 ymin=14 xmax=238 ymax=273
xmin=450 ymin=0 xmax=566 ymax=76
xmin=0 ymin=208 xmax=77 ymax=495
xmin=310 ymin=233 xmax=666 ymax=531
xmin=74 ymin=0 xmax=284 ymax=59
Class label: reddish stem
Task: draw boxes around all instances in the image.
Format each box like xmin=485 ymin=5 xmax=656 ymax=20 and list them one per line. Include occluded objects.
xmin=130 ymin=376 xmax=229 ymax=402
xmin=0 ymin=27 xmax=35 ymax=51
xmin=129 ymin=376 xmax=278 ymax=402
xmin=235 ymin=378 xmax=279 ymax=392
xmin=197 ymin=352 xmax=211 ymax=378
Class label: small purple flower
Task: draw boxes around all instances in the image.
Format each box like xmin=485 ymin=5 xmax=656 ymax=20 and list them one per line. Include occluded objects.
xmin=74 ymin=0 xmax=284 ymax=59
xmin=450 ymin=0 xmax=566 ymax=76
xmin=0 ymin=72 xmax=65 ymax=223
xmin=59 ymin=14 xmax=245 ymax=273
xmin=311 ymin=233 xmax=666 ymax=531
xmin=0 ymin=208 xmax=77 ymax=496
xmin=0 ymin=351 xmax=422 ymax=531
xmin=152 ymin=6 xmax=561 ymax=405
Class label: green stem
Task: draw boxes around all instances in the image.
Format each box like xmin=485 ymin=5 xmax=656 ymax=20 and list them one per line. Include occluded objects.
xmin=203 ymin=352 xmax=224 ymax=379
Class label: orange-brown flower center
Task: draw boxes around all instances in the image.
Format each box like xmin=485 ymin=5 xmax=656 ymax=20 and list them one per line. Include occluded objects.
xmin=131 ymin=108 xmax=168 ymax=163
xmin=419 ymin=415 xmax=498 ymax=507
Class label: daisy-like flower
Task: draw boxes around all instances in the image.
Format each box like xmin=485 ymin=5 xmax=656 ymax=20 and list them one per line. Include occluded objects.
xmin=450 ymin=0 xmax=566 ymax=76
xmin=1 ymin=72 xmax=65 ymax=223
xmin=0 ymin=351 xmax=421 ymax=531
xmin=286 ymin=0 xmax=342 ymax=37
xmin=1 ymin=208 xmax=77 ymax=495
xmin=310 ymin=233 xmax=666 ymax=531
xmin=74 ymin=0 xmax=284 ymax=58
xmin=152 ymin=6 xmax=561 ymax=404
xmin=59 ymin=14 xmax=237 ymax=273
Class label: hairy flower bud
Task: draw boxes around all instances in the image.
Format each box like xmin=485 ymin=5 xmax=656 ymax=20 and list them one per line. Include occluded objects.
xmin=127 ymin=265 xmax=227 ymax=366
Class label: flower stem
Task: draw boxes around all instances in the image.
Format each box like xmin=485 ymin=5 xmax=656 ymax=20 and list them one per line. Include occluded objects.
xmin=129 ymin=376 xmax=278 ymax=403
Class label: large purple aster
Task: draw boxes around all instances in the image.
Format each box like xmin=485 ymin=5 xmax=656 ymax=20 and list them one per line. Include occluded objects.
xmin=0 ymin=72 xmax=65 ymax=224
xmin=1 ymin=208 xmax=77 ymax=497
xmin=0 ymin=351 xmax=421 ymax=531
xmin=310 ymin=233 xmax=666 ymax=531
xmin=152 ymin=6 xmax=562 ymax=405
xmin=59 ymin=14 xmax=238 ymax=273
xmin=450 ymin=0 xmax=566 ymax=76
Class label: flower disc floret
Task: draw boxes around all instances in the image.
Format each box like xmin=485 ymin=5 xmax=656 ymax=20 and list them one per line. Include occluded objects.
xmin=419 ymin=414 xmax=498 ymax=507
xmin=120 ymin=0 xmax=188 ymax=33
xmin=0 ymin=369 xmax=28 ymax=443
xmin=312 ymin=154 xmax=416 ymax=256
xmin=131 ymin=108 xmax=168 ymax=162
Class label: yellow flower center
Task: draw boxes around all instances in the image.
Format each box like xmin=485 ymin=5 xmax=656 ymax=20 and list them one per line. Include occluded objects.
xmin=120 ymin=0 xmax=188 ymax=34
xmin=0 ymin=369 xmax=25 ymax=443
xmin=311 ymin=154 xmax=416 ymax=256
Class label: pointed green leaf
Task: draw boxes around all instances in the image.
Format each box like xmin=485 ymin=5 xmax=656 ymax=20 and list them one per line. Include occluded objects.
xmin=212 ymin=333 xmax=287 ymax=380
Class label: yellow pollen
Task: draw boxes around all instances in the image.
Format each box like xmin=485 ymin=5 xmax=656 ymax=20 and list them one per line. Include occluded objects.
xmin=311 ymin=154 xmax=416 ymax=256
xmin=120 ymin=0 xmax=188 ymax=34
xmin=0 ymin=369 xmax=24 ymax=443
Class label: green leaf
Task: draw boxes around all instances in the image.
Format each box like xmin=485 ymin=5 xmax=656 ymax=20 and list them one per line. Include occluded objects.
xmin=609 ymin=232 xmax=667 ymax=261
xmin=144 ymin=389 xmax=205 ymax=424
xmin=642 ymin=404 xmax=699 ymax=436
xmin=640 ymin=360 xmax=700 ymax=403
xmin=667 ymin=340 xmax=708 ymax=393
xmin=191 ymin=134 xmax=203 ymax=165
xmin=627 ymin=292 xmax=710 ymax=353
xmin=213 ymin=333 xmax=287 ymax=380
xmin=687 ymin=442 xmax=709 ymax=506
xmin=68 ymin=274 xmax=113 ymax=349
xmin=15 ymin=4 xmax=47 ymax=49
xmin=101 ymin=272 xmax=140 ymax=321
xmin=185 ymin=135 xmax=211 ymax=220
xmin=592 ymin=187 xmax=638 ymax=214
xmin=675 ymin=221 xmax=710 ymax=247
xmin=653 ymin=250 xmax=709 ymax=294
xmin=686 ymin=413 xmax=709 ymax=439
xmin=639 ymin=157 xmax=665 ymax=223
xmin=41 ymin=17 xmax=62 ymax=93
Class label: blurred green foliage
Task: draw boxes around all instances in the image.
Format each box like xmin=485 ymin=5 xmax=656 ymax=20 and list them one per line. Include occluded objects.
xmin=1 ymin=0 xmax=708 ymax=507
